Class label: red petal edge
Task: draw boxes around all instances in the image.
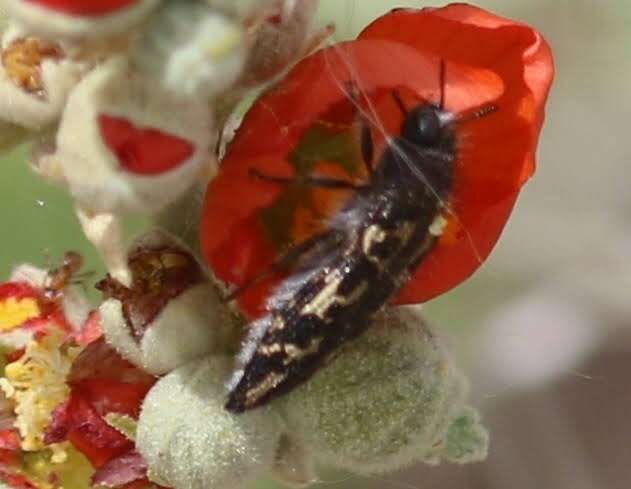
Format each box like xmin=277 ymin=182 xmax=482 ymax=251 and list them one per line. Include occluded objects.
xmin=99 ymin=115 xmax=195 ymax=176
xmin=91 ymin=449 xmax=147 ymax=487
xmin=25 ymin=0 xmax=139 ymax=16
xmin=45 ymin=393 xmax=133 ymax=468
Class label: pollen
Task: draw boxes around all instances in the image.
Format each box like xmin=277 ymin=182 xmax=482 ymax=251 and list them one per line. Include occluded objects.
xmin=0 ymin=297 xmax=41 ymax=332
xmin=0 ymin=330 xmax=79 ymax=452
xmin=1 ymin=37 xmax=63 ymax=95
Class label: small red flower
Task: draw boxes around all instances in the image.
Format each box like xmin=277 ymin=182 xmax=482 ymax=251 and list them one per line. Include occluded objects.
xmin=201 ymin=3 xmax=554 ymax=317
xmin=91 ymin=449 xmax=159 ymax=489
xmin=0 ymin=280 xmax=71 ymax=336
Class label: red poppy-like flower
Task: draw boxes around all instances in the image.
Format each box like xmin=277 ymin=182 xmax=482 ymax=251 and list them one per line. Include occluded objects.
xmin=201 ymin=3 xmax=554 ymax=317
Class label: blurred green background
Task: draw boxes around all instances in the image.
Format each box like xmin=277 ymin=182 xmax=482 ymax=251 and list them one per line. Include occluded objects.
xmin=2 ymin=1 xmax=631 ymax=488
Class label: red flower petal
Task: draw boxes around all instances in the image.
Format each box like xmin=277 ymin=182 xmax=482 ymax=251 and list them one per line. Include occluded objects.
xmin=201 ymin=4 xmax=553 ymax=316
xmin=73 ymin=379 xmax=151 ymax=419
xmin=0 ymin=430 xmax=21 ymax=465
xmin=44 ymin=400 xmax=71 ymax=444
xmin=0 ymin=470 xmax=37 ymax=489
xmin=69 ymin=310 xmax=103 ymax=346
xmin=0 ymin=430 xmax=21 ymax=451
xmin=45 ymin=340 xmax=155 ymax=468
xmin=91 ymin=449 xmax=147 ymax=488
xmin=358 ymin=4 xmax=554 ymax=303
xmin=99 ymin=115 xmax=195 ymax=176
xmin=5 ymin=348 xmax=25 ymax=363
xmin=25 ymin=0 xmax=139 ymax=16
xmin=68 ymin=340 xmax=155 ymax=418
xmin=46 ymin=393 xmax=133 ymax=468
xmin=0 ymin=283 xmax=39 ymax=301
xmin=69 ymin=339 xmax=155 ymax=387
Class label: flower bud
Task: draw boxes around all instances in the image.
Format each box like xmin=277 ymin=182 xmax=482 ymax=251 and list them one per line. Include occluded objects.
xmin=204 ymin=0 xmax=277 ymax=23
xmin=272 ymin=434 xmax=316 ymax=488
xmin=35 ymin=56 xmax=214 ymax=215
xmin=240 ymin=0 xmax=326 ymax=88
xmin=0 ymin=253 xmax=91 ymax=349
xmin=137 ymin=355 xmax=283 ymax=489
xmin=97 ymin=231 xmax=235 ymax=375
xmin=0 ymin=26 xmax=86 ymax=131
xmin=432 ymin=407 xmax=489 ymax=464
xmin=0 ymin=121 xmax=30 ymax=153
xmin=0 ymin=0 xmax=161 ymax=40
xmin=281 ymin=307 xmax=486 ymax=474
xmin=132 ymin=0 xmax=247 ymax=98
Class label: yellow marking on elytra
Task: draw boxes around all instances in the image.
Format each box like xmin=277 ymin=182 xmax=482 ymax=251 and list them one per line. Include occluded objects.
xmin=363 ymin=225 xmax=387 ymax=252
xmin=300 ymin=272 xmax=345 ymax=318
xmin=362 ymin=224 xmax=387 ymax=263
xmin=429 ymin=214 xmax=448 ymax=237
xmin=269 ymin=315 xmax=286 ymax=332
xmin=245 ymin=371 xmax=287 ymax=406
xmin=283 ymin=338 xmax=323 ymax=365
xmin=259 ymin=343 xmax=283 ymax=356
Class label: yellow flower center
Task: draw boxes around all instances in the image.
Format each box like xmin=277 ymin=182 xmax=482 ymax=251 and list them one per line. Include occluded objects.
xmin=0 ymin=297 xmax=41 ymax=331
xmin=0 ymin=330 xmax=80 ymax=452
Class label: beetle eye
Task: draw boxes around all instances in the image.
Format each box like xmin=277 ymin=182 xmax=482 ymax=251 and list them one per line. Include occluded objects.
xmin=403 ymin=106 xmax=442 ymax=146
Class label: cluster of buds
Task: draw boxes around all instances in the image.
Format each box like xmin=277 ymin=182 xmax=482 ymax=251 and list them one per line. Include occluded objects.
xmin=0 ymin=246 xmax=487 ymax=489
xmin=0 ymin=0 xmax=325 ymax=282
xmin=0 ymin=2 xmax=495 ymax=489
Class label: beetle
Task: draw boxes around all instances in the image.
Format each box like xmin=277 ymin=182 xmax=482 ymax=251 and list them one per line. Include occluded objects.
xmin=223 ymin=61 xmax=497 ymax=412
xmin=201 ymin=5 xmax=554 ymax=413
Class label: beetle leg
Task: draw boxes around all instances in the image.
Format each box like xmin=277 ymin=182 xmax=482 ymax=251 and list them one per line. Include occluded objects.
xmin=249 ymin=169 xmax=364 ymax=190
xmin=345 ymin=81 xmax=375 ymax=176
xmin=224 ymin=230 xmax=344 ymax=302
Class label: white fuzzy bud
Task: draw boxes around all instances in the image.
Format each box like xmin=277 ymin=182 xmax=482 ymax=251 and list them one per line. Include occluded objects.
xmin=272 ymin=434 xmax=317 ymax=488
xmin=98 ymin=230 xmax=235 ymax=375
xmin=204 ymin=0 xmax=277 ymax=23
xmin=137 ymin=356 xmax=284 ymax=489
xmin=35 ymin=56 xmax=214 ymax=215
xmin=433 ymin=407 xmax=489 ymax=464
xmin=132 ymin=1 xmax=246 ymax=98
xmin=0 ymin=26 xmax=87 ymax=130
xmin=240 ymin=0 xmax=322 ymax=87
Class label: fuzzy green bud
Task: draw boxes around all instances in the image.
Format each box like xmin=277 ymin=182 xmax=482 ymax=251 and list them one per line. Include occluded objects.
xmin=137 ymin=356 xmax=284 ymax=489
xmin=435 ymin=407 xmax=489 ymax=464
xmin=281 ymin=307 xmax=486 ymax=475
